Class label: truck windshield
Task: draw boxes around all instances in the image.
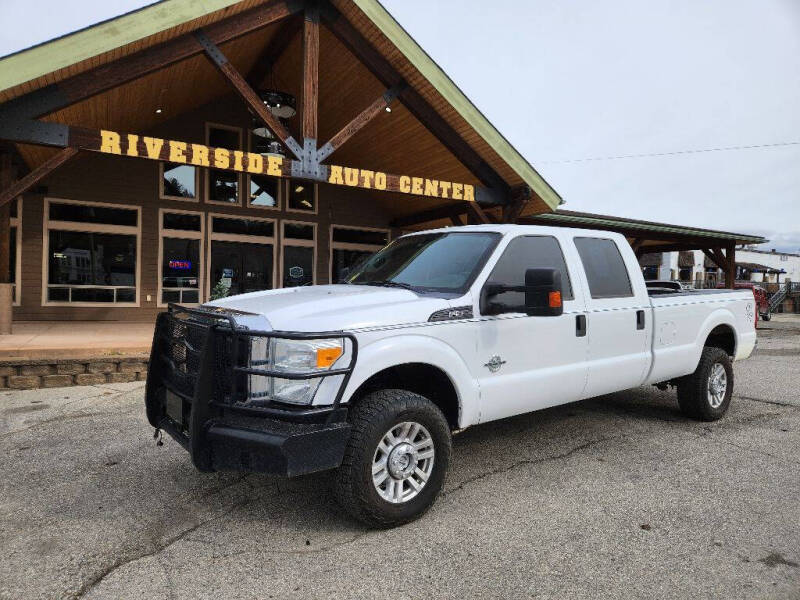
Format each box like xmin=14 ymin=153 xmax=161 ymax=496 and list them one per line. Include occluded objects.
xmin=346 ymin=231 xmax=500 ymax=294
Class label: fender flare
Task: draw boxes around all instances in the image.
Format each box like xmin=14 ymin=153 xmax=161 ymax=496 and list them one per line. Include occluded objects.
xmin=341 ymin=334 xmax=480 ymax=429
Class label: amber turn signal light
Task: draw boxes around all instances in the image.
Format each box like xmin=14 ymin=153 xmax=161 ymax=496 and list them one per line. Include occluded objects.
xmin=548 ymin=291 xmax=562 ymax=308
xmin=316 ymin=347 xmax=343 ymax=368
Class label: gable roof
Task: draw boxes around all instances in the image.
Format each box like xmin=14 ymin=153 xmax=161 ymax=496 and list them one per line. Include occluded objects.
xmin=0 ymin=0 xmax=561 ymax=212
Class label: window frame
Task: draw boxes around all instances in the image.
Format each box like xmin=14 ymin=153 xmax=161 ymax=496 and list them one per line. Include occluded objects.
xmin=9 ymin=197 xmax=21 ymax=306
xmin=573 ymin=236 xmax=634 ymax=300
xmin=42 ymin=197 xmax=141 ymax=307
xmin=329 ymin=224 xmax=389 ymax=284
xmin=159 ymin=161 xmax=200 ymax=203
xmin=284 ymin=180 xmax=319 ymax=215
xmin=281 ymin=219 xmax=317 ymax=286
xmin=245 ymin=130 xmax=281 ymax=211
xmin=204 ymin=122 xmax=243 ymax=207
xmin=158 ymin=208 xmax=205 ymax=307
xmin=206 ymin=211 xmax=277 ymax=298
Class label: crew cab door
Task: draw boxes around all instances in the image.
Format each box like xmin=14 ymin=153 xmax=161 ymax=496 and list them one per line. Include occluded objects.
xmin=572 ymin=236 xmax=652 ymax=398
xmin=475 ymin=235 xmax=589 ymax=423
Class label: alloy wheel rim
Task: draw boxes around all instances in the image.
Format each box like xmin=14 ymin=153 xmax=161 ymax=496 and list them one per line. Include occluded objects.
xmin=372 ymin=421 xmax=434 ymax=504
xmin=707 ymin=363 xmax=727 ymax=408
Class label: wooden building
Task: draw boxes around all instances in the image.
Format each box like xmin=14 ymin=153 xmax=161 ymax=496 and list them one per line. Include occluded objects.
xmin=0 ymin=0 xmax=561 ymax=326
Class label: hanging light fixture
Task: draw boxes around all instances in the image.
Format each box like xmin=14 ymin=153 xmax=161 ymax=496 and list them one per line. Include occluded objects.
xmin=251 ymin=89 xmax=297 ymax=157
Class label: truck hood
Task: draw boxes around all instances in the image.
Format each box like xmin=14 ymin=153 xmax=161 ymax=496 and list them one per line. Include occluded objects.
xmin=204 ymin=284 xmax=457 ymax=332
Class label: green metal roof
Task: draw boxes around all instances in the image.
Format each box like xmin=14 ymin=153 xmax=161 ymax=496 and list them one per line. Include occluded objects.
xmin=525 ymin=210 xmax=767 ymax=244
xmin=0 ymin=0 xmax=242 ymax=92
xmin=355 ymin=0 xmax=561 ymax=210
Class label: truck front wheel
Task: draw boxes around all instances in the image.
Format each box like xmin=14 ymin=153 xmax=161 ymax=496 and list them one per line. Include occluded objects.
xmin=334 ymin=389 xmax=451 ymax=528
xmin=676 ymin=346 xmax=734 ymax=421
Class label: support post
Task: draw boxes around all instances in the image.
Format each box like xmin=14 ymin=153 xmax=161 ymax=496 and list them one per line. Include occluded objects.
xmin=302 ymin=3 xmax=320 ymax=142
xmin=726 ymin=243 xmax=736 ymax=289
xmin=0 ymin=153 xmax=14 ymax=334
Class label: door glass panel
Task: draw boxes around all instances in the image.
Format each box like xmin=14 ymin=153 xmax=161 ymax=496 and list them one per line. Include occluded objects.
xmin=210 ymin=241 xmax=273 ymax=299
xmin=283 ymin=246 xmax=313 ymax=287
xmin=332 ymin=248 xmax=373 ymax=283
xmin=487 ymin=236 xmax=574 ymax=304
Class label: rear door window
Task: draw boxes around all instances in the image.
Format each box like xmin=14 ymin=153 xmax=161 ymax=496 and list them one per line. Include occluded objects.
xmin=574 ymin=237 xmax=633 ymax=299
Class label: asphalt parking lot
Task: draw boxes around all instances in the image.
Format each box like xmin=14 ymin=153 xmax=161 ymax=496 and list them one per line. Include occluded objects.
xmin=2 ymin=316 xmax=799 ymax=599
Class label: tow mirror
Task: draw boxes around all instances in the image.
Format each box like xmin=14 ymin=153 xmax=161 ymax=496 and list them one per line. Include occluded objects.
xmin=524 ymin=268 xmax=563 ymax=317
xmin=481 ymin=268 xmax=563 ymax=316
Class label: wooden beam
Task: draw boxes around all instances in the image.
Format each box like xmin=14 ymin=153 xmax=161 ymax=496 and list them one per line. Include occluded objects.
xmin=501 ymin=187 xmax=531 ymax=223
xmin=0 ymin=154 xmax=12 ymax=284
xmin=0 ymin=148 xmax=78 ymax=210
xmin=0 ymin=0 xmax=303 ymax=121
xmin=450 ymin=214 xmax=465 ymax=226
xmin=321 ymin=4 xmax=510 ymax=199
xmin=195 ymin=30 xmax=302 ymax=160
xmin=302 ymin=4 xmax=320 ymax=140
xmin=318 ymin=85 xmax=404 ymax=161
xmin=391 ymin=202 xmax=468 ymax=228
xmin=246 ymin=15 xmax=303 ymax=87
xmin=467 ymin=202 xmax=492 ymax=224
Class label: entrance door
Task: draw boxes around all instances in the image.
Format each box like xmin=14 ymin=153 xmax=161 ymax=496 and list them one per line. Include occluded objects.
xmin=210 ymin=241 xmax=273 ymax=297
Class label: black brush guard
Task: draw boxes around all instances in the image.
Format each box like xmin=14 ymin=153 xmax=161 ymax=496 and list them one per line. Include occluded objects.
xmin=145 ymin=305 xmax=357 ymax=476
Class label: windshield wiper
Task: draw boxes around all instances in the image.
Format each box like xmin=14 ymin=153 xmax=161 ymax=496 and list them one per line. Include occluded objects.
xmin=361 ymin=280 xmax=416 ymax=291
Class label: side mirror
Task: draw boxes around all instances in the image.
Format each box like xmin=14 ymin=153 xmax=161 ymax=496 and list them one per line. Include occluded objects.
xmin=524 ymin=268 xmax=563 ymax=317
xmin=480 ymin=267 xmax=563 ymax=317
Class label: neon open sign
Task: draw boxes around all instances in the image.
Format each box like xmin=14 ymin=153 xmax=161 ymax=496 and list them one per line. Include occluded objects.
xmin=169 ymin=260 xmax=192 ymax=270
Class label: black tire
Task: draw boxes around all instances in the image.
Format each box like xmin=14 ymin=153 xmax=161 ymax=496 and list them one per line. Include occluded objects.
xmin=761 ymin=311 xmax=771 ymax=322
xmin=334 ymin=389 xmax=451 ymax=528
xmin=676 ymin=346 xmax=734 ymax=421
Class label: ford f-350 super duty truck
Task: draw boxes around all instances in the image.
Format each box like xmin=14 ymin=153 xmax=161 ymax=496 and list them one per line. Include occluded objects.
xmin=146 ymin=225 xmax=756 ymax=527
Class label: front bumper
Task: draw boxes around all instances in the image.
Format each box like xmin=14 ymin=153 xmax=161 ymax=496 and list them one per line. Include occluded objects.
xmin=145 ymin=305 xmax=357 ymax=477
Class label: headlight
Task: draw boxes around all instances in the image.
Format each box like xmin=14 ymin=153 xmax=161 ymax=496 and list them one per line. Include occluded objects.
xmin=248 ymin=337 xmax=344 ymax=405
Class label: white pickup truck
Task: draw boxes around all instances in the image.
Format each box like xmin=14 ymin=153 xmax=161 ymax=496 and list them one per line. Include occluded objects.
xmin=146 ymin=225 xmax=756 ymax=527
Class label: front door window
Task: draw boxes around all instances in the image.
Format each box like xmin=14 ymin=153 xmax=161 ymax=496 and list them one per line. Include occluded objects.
xmin=210 ymin=241 xmax=273 ymax=298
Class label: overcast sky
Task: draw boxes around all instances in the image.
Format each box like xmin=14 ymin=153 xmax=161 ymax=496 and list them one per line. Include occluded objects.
xmin=1 ymin=0 xmax=798 ymax=250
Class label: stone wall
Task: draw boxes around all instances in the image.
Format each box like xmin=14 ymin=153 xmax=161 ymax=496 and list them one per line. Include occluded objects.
xmin=0 ymin=356 xmax=149 ymax=389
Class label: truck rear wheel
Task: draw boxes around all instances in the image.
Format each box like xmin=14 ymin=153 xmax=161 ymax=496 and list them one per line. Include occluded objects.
xmin=334 ymin=389 xmax=451 ymax=528
xmin=676 ymin=346 xmax=734 ymax=421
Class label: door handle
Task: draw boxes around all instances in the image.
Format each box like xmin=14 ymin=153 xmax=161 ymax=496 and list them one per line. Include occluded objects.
xmin=576 ymin=314 xmax=587 ymax=337
xmin=636 ymin=310 xmax=645 ymax=330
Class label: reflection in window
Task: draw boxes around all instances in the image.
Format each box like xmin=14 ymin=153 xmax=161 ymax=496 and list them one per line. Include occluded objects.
xmin=283 ymin=246 xmax=314 ymax=287
xmin=333 ymin=248 xmax=373 ymax=283
xmin=161 ymin=237 xmax=200 ymax=304
xmin=47 ymin=230 xmax=137 ymax=303
xmin=288 ymin=180 xmax=315 ymax=211
xmin=249 ymin=174 xmax=279 ymax=208
xmin=208 ymin=170 xmax=239 ymax=204
xmin=162 ymin=163 xmax=197 ymax=199
xmin=330 ymin=227 xmax=388 ymax=284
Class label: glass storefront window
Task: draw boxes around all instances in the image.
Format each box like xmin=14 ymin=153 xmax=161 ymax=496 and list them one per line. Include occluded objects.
xmin=49 ymin=202 xmax=137 ymax=227
xmin=332 ymin=248 xmax=373 ymax=283
xmin=249 ymin=174 xmax=279 ymax=208
xmin=330 ymin=226 xmax=388 ymax=284
xmin=283 ymin=245 xmax=314 ymax=287
xmin=161 ymin=162 xmax=197 ymax=200
xmin=287 ymin=180 xmax=316 ymax=212
xmin=161 ymin=237 xmax=200 ymax=304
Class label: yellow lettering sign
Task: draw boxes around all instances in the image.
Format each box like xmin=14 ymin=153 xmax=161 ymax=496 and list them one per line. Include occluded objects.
xmin=360 ymin=170 xmax=374 ymax=188
xmin=411 ymin=177 xmax=423 ymax=195
xmin=424 ymin=179 xmax=439 ymax=197
xmin=328 ymin=165 xmax=344 ymax=185
xmin=214 ymin=147 xmax=230 ymax=169
xmin=143 ymin=136 xmax=164 ymax=159
xmin=267 ymin=155 xmax=283 ymax=177
xmin=190 ymin=144 xmax=209 ymax=167
xmin=374 ymin=172 xmax=387 ymax=190
xmin=399 ymin=175 xmax=411 ymax=194
xmin=452 ymin=183 xmax=463 ymax=200
xmin=439 ymin=181 xmax=451 ymax=199
xmin=169 ymin=141 xmax=187 ymax=163
xmin=126 ymin=134 xmax=139 ymax=157
xmin=464 ymin=184 xmax=475 ymax=202
xmin=100 ymin=130 xmax=121 ymax=155
xmin=344 ymin=167 xmax=359 ymax=186
xmin=246 ymin=153 xmax=263 ymax=174
xmin=232 ymin=150 xmax=244 ymax=172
